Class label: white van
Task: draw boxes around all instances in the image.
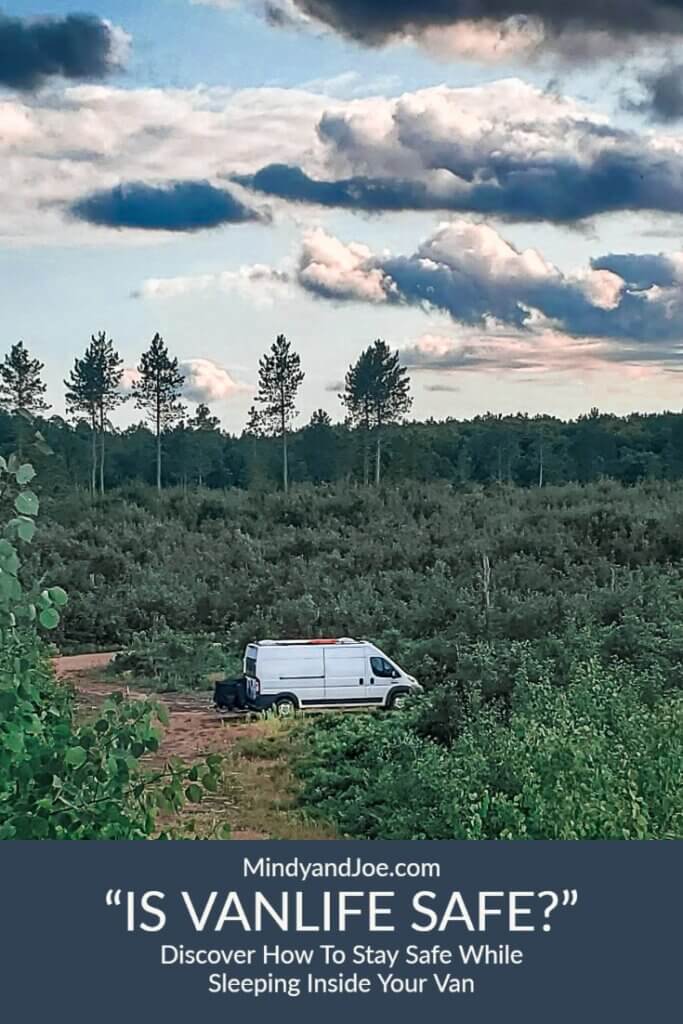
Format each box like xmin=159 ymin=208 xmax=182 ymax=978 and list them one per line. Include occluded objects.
xmin=243 ymin=638 xmax=422 ymax=715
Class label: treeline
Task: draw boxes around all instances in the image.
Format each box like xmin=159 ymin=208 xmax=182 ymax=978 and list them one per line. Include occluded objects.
xmin=2 ymin=405 xmax=683 ymax=493
xmin=2 ymin=336 xmax=683 ymax=492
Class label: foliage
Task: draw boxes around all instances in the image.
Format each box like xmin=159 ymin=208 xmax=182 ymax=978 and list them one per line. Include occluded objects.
xmin=132 ymin=333 xmax=186 ymax=491
xmin=6 ymin=404 xmax=683 ymax=493
xmin=5 ymin=455 xmax=681 ymax=840
xmin=64 ymin=331 xmax=125 ymax=495
xmin=248 ymin=334 xmax=305 ymax=494
xmin=112 ymin=622 xmax=238 ymax=691
xmin=341 ymin=339 xmax=412 ymax=484
xmin=298 ymin=661 xmax=683 ymax=840
xmin=0 ymin=342 xmax=49 ymax=416
xmin=0 ymin=455 xmax=224 ymax=839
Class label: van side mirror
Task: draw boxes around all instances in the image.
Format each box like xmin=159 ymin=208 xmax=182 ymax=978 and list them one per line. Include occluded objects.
xmin=391 ymin=668 xmax=399 ymax=678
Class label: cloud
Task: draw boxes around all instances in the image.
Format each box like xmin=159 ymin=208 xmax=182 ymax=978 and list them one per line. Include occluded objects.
xmin=134 ymin=263 xmax=290 ymax=300
xmin=591 ymin=252 xmax=683 ymax=288
xmin=286 ymin=2 xmax=683 ymax=61
xmin=236 ymin=80 xmax=683 ymax=224
xmin=0 ymin=12 xmax=126 ymax=91
xmin=402 ymin=330 xmax=614 ymax=374
xmin=9 ymin=76 xmax=683 ymax=243
xmin=123 ymin=358 xmax=249 ymax=403
xmin=180 ymin=358 xmax=250 ymax=402
xmin=298 ymin=228 xmax=392 ymax=302
xmin=628 ymin=63 xmax=683 ymax=121
xmin=0 ymin=82 xmax=327 ymax=242
xmin=295 ymin=220 xmax=683 ymax=358
xmin=423 ymin=380 xmax=461 ymax=392
xmin=69 ymin=180 xmax=265 ymax=232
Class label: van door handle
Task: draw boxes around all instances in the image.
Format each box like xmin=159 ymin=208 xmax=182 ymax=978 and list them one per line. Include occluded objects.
xmin=359 ymin=678 xmax=363 ymax=685
xmin=370 ymin=677 xmax=374 ymax=685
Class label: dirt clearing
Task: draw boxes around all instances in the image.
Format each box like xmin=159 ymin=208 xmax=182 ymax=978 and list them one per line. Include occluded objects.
xmin=55 ymin=653 xmax=336 ymax=841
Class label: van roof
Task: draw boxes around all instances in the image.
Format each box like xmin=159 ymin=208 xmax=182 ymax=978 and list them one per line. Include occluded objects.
xmin=253 ymin=637 xmax=361 ymax=647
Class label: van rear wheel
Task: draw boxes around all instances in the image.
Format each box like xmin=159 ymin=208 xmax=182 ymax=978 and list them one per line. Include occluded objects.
xmin=274 ymin=696 xmax=297 ymax=717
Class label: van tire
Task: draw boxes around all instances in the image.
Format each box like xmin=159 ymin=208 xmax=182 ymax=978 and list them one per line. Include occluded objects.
xmin=387 ymin=689 xmax=411 ymax=710
xmin=274 ymin=695 xmax=298 ymax=717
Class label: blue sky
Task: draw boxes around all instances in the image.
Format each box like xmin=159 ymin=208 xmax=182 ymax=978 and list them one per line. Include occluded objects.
xmin=5 ymin=1 xmax=683 ymax=430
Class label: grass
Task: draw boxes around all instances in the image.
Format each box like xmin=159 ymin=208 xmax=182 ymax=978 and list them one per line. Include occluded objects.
xmin=210 ymin=718 xmax=338 ymax=840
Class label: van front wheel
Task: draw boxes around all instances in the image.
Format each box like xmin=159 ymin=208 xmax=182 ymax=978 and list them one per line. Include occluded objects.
xmin=274 ymin=696 xmax=298 ymax=717
xmin=388 ymin=691 xmax=410 ymax=710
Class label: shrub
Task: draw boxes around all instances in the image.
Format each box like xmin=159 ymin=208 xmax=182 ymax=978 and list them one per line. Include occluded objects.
xmin=298 ymin=660 xmax=683 ymax=840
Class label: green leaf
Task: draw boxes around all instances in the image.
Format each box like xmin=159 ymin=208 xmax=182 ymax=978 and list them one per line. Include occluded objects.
xmin=39 ymin=607 xmax=60 ymax=630
xmin=185 ymin=784 xmax=203 ymax=804
xmin=16 ymin=517 xmax=36 ymax=543
xmin=65 ymin=746 xmax=87 ymax=768
xmin=202 ymin=773 xmax=219 ymax=793
xmin=47 ymin=586 xmax=68 ymax=608
xmin=15 ymin=464 xmax=36 ymax=485
xmin=14 ymin=491 xmax=39 ymax=517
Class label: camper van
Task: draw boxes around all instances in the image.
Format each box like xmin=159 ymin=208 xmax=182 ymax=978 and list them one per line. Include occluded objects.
xmin=243 ymin=638 xmax=421 ymax=715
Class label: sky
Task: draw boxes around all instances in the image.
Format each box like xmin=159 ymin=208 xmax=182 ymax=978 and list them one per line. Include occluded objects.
xmin=5 ymin=1 xmax=683 ymax=430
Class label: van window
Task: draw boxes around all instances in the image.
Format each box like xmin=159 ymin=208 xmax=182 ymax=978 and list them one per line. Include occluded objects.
xmin=371 ymin=656 xmax=397 ymax=678
xmin=245 ymin=656 xmax=257 ymax=678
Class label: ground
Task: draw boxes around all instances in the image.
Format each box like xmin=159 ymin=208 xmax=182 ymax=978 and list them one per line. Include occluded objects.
xmin=54 ymin=653 xmax=337 ymax=841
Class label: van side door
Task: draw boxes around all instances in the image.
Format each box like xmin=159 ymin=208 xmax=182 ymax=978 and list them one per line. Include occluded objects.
xmin=271 ymin=647 xmax=325 ymax=703
xmin=323 ymin=648 xmax=368 ymax=703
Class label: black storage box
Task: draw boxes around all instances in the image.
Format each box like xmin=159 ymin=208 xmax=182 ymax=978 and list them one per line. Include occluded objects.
xmin=213 ymin=677 xmax=248 ymax=711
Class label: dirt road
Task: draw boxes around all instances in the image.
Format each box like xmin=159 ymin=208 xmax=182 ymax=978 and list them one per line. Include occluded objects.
xmin=53 ymin=651 xmax=118 ymax=677
xmin=54 ymin=652 xmax=333 ymax=840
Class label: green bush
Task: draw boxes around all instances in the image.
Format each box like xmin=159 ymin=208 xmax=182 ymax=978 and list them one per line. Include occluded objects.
xmin=111 ymin=622 xmax=239 ymax=691
xmin=0 ymin=454 xmax=223 ymax=839
xmin=298 ymin=660 xmax=683 ymax=840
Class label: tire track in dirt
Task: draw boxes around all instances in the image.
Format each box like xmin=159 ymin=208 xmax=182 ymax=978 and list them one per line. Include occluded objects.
xmin=54 ymin=653 xmax=277 ymax=839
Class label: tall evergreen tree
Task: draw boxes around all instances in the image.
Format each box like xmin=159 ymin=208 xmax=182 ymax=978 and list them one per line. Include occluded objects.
xmin=64 ymin=332 xmax=125 ymax=494
xmin=342 ymin=340 xmax=412 ymax=485
xmin=132 ymin=334 xmax=185 ymax=491
xmin=0 ymin=341 xmax=50 ymax=454
xmin=250 ymin=334 xmax=304 ymax=494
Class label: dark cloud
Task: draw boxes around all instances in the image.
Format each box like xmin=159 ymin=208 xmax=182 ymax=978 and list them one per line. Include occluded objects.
xmin=70 ymin=181 xmax=265 ymax=232
xmin=591 ymin=253 xmax=679 ymax=289
xmin=236 ymin=145 xmax=683 ymax=223
xmin=630 ymin=63 xmax=683 ymax=121
xmin=0 ymin=12 xmax=120 ymax=91
xmin=234 ymin=164 xmax=438 ymax=211
xmin=291 ymin=2 xmax=683 ymax=47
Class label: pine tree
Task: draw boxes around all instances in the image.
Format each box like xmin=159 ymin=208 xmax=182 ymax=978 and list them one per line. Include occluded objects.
xmin=342 ymin=340 xmax=412 ymax=485
xmin=132 ymin=334 xmax=186 ymax=491
xmin=0 ymin=341 xmax=50 ymax=454
xmin=64 ymin=332 xmax=125 ymax=494
xmin=250 ymin=335 xmax=304 ymax=493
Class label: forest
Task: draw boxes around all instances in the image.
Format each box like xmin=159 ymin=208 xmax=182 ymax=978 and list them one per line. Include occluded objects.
xmin=2 ymin=336 xmax=683 ymax=496
xmin=1 ymin=335 xmax=682 ymax=840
